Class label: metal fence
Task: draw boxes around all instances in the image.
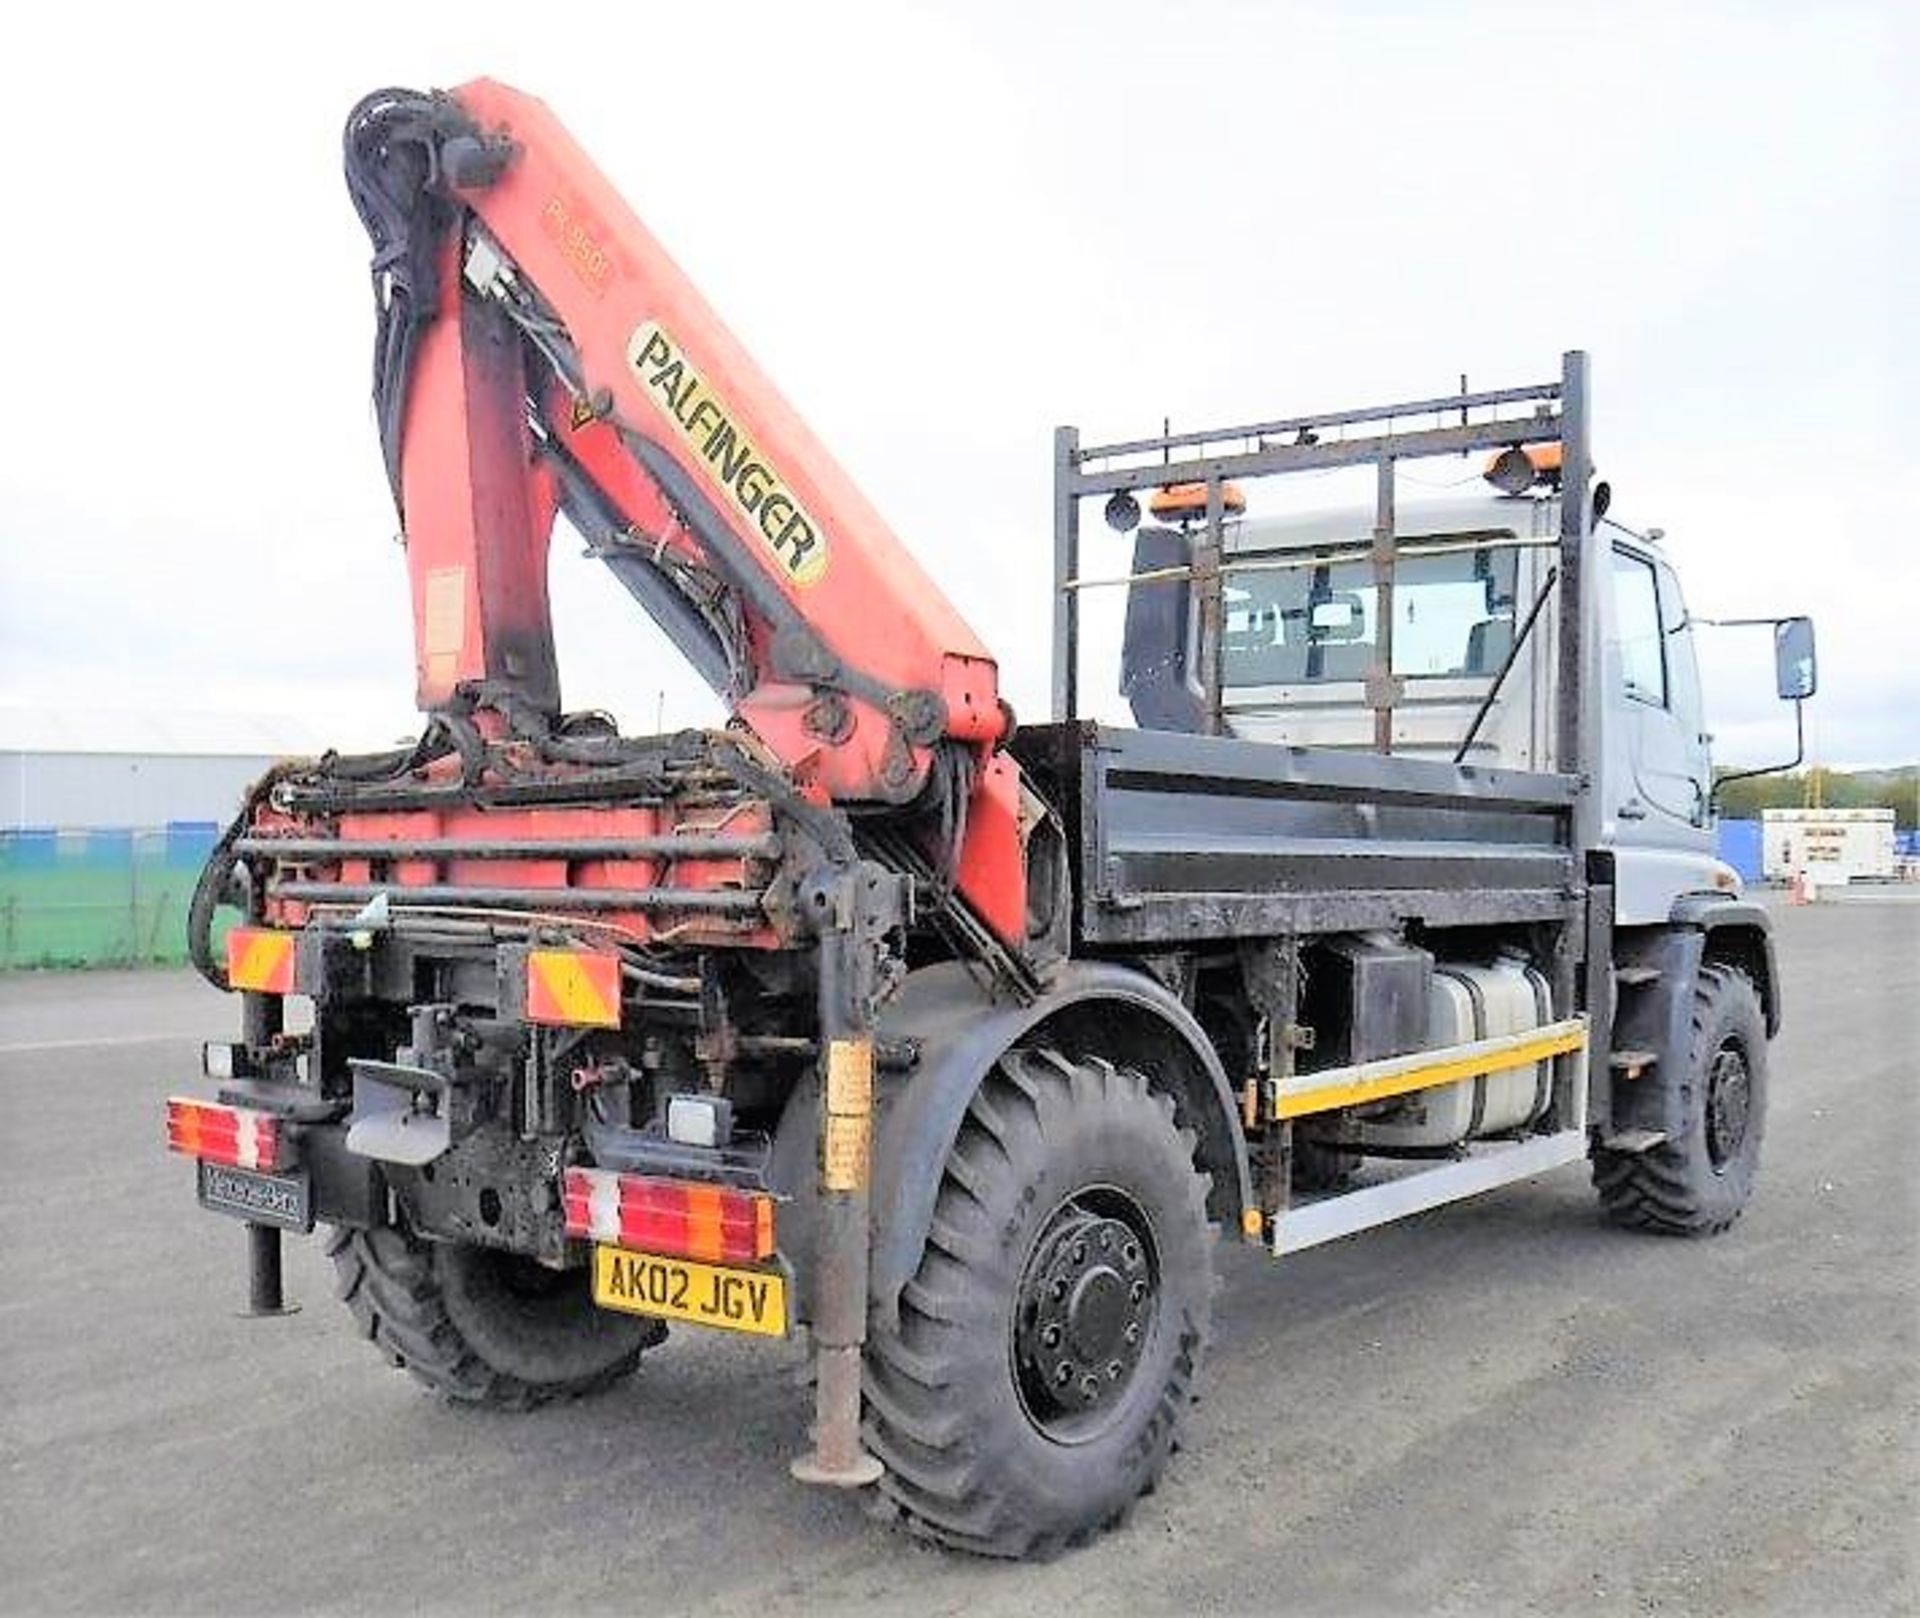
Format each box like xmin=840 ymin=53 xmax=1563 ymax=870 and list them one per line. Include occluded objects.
xmin=0 ymin=824 xmax=222 ymax=970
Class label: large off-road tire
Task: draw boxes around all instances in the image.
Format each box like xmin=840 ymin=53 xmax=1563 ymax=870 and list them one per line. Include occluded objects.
xmin=863 ymin=1048 xmax=1216 ymax=1559
xmin=1591 ymin=961 xmax=1768 ymax=1236
xmin=326 ymin=1225 xmax=662 ymax=1408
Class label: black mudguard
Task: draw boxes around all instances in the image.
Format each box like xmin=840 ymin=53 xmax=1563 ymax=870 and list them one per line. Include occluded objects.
xmin=794 ymin=961 xmax=1251 ymax=1333
xmin=1611 ymin=894 xmax=1780 ymax=1141
xmin=1672 ymin=894 xmax=1780 ymax=1034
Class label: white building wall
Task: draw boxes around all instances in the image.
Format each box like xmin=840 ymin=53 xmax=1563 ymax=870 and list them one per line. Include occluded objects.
xmin=1 ymin=751 xmax=274 ymax=830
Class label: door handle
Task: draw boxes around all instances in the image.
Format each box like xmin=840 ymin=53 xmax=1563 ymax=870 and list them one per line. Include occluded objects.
xmin=1618 ymin=800 xmax=1648 ymax=821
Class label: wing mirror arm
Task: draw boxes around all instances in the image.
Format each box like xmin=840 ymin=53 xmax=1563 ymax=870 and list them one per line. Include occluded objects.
xmin=1710 ymin=695 xmax=1806 ymax=809
xmin=1698 ymin=614 xmax=1815 ymax=811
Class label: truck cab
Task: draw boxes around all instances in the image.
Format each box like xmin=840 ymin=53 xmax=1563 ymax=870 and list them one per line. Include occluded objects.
xmin=1120 ymin=481 xmax=1735 ymax=923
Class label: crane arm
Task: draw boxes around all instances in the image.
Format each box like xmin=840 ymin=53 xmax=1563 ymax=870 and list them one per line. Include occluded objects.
xmin=342 ymin=82 xmax=1031 ymax=946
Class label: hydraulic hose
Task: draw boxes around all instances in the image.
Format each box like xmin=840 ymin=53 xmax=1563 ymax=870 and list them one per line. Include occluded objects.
xmin=187 ymin=762 xmax=300 ymax=992
xmin=187 ymin=726 xmax=459 ymax=990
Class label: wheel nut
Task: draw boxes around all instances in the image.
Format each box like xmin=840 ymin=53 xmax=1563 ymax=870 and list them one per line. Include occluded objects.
xmin=1055 ymin=1362 xmax=1073 ymax=1386
xmin=1124 ymin=1322 xmax=1140 ymax=1345
xmin=1072 ymin=1242 xmax=1087 ymax=1265
xmin=1107 ymin=1360 xmax=1123 ymax=1380
xmin=1041 ymin=1323 xmax=1062 ymax=1348
xmin=1081 ymin=1375 xmax=1101 ymax=1400
xmin=1130 ymin=1280 xmax=1147 ymax=1304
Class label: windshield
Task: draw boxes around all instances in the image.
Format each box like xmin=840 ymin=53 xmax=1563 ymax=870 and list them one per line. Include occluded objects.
xmin=1219 ymin=538 xmax=1520 ymax=687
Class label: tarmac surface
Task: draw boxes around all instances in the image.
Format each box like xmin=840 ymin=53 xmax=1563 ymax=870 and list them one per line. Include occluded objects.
xmin=2 ymin=896 xmax=1915 ymax=1616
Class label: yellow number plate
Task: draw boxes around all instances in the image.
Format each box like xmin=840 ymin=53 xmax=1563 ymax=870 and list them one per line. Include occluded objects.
xmin=592 ymin=1246 xmax=788 ymax=1338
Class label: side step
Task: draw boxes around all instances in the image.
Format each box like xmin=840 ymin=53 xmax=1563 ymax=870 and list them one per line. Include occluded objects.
xmin=1609 ymin=1048 xmax=1659 ymax=1080
xmin=1268 ymin=1129 xmax=1589 ymax=1256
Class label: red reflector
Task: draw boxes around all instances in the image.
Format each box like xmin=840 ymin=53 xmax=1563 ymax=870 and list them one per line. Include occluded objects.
xmin=563 ymin=1167 xmax=774 ymax=1264
xmin=165 ymin=1096 xmax=285 ymax=1173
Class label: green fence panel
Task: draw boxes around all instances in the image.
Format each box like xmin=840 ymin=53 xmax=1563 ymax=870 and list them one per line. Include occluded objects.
xmin=1 ymin=823 xmax=228 ymax=970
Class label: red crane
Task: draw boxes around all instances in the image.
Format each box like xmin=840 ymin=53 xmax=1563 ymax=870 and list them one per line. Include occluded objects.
xmin=344 ymin=80 xmax=1031 ymax=946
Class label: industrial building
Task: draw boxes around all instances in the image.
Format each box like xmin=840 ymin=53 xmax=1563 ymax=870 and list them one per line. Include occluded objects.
xmin=0 ymin=708 xmax=377 ymax=968
xmin=0 ymin=707 xmax=348 ymax=830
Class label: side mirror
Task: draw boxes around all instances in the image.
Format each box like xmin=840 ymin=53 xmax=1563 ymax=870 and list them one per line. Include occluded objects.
xmin=1710 ymin=611 xmax=1816 ymax=807
xmin=1774 ymin=616 xmax=1817 ymax=701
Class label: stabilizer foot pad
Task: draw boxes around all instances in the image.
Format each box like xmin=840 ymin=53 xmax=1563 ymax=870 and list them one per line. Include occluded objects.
xmin=790 ymin=1450 xmax=885 ymax=1489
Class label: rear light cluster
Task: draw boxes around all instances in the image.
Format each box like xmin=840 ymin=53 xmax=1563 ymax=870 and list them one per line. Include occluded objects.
xmin=563 ymin=1167 xmax=774 ymax=1265
xmin=165 ymin=1097 xmax=287 ymax=1173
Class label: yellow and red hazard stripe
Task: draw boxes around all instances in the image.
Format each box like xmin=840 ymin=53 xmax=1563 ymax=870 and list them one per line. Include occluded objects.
xmin=525 ymin=949 xmax=623 ymax=1029
xmin=226 ymin=927 xmax=295 ymax=994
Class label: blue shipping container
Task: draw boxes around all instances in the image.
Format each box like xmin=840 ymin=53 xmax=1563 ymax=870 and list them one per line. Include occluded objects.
xmin=1716 ymin=818 xmax=1764 ymax=883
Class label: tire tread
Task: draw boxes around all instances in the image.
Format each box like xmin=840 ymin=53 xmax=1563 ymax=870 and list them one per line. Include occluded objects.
xmin=864 ymin=1048 xmax=1215 ymax=1558
xmin=326 ymin=1225 xmax=647 ymax=1408
xmin=1591 ymin=961 xmax=1766 ymax=1237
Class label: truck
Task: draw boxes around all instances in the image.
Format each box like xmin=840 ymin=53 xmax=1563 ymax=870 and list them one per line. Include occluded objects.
xmin=165 ymin=80 xmax=1817 ymax=1558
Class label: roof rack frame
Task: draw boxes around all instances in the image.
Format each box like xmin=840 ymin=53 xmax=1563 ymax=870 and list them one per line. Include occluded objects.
xmin=1050 ymin=350 xmax=1594 ymax=837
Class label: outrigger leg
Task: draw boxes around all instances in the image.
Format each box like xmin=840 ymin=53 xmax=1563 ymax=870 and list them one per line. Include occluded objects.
xmin=791 ymin=865 xmax=905 ymax=1487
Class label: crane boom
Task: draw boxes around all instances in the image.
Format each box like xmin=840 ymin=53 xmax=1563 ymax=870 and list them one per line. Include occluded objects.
xmin=343 ymin=81 xmax=1029 ymax=945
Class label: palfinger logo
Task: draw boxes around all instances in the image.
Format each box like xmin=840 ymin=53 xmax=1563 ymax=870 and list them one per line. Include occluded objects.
xmin=626 ymin=320 xmax=829 ymax=587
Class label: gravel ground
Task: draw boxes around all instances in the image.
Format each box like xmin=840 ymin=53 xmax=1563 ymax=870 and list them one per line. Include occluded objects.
xmin=1 ymin=897 xmax=1914 ymax=1616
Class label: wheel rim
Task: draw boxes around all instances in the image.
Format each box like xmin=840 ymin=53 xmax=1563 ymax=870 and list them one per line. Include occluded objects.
xmin=1705 ymin=1038 xmax=1752 ymax=1171
xmin=1011 ymin=1187 xmax=1159 ymax=1445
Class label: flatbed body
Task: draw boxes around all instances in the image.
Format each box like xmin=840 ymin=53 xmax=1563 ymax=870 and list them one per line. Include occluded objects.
xmin=1013 ymin=722 xmax=1580 ymax=946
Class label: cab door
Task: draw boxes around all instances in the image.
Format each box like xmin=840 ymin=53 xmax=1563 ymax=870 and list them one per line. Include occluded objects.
xmin=1608 ymin=543 xmax=1711 ymax=849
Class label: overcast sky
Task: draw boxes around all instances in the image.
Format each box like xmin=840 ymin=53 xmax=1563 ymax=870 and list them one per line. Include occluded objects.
xmin=2 ymin=1 xmax=1912 ymax=766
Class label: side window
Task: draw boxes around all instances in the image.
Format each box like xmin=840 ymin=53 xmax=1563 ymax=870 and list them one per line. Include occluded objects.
xmin=1611 ymin=548 xmax=1667 ymax=707
xmin=1654 ymin=559 xmax=1703 ymax=733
